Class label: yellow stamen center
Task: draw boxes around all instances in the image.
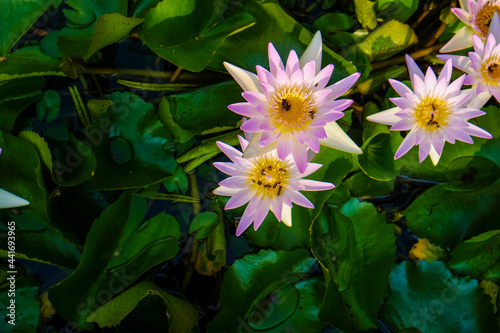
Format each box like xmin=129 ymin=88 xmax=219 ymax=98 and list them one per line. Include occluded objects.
xmin=414 ymin=98 xmax=449 ymax=131
xmin=476 ymin=3 xmax=500 ymax=37
xmin=482 ymin=57 xmax=500 ymax=84
xmin=249 ymin=156 xmax=289 ymax=198
xmin=270 ymin=86 xmax=316 ymax=131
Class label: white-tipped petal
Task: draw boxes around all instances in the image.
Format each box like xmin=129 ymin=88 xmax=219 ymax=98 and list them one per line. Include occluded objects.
xmin=429 ymin=145 xmax=441 ymax=166
xmin=440 ymin=26 xmax=474 ymax=53
xmin=223 ymin=62 xmax=261 ymax=92
xmin=366 ymin=107 xmax=402 ymax=126
xmin=242 ymin=132 xmax=278 ymax=158
xmin=0 ymin=189 xmax=30 ymax=208
xmin=300 ymin=31 xmax=322 ymax=74
xmin=320 ymin=122 xmax=362 ymax=154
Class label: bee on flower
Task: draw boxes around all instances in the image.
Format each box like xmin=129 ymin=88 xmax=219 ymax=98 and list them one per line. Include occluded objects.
xmin=366 ymin=55 xmax=492 ymax=166
xmin=223 ymin=31 xmax=362 ymax=173
xmin=213 ymin=135 xmax=334 ymax=236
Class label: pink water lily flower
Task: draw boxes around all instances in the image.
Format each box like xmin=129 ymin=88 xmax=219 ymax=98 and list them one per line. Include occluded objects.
xmin=0 ymin=148 xmax=30 ymax=209
xmin=441 ymin=0 xmax=500 ymax=53
xmin=366 ymin=55 xmax=492 ymax=166
xmin=213 ymin=136 xmax=334 ymax=236
xmin=223 ymin=31 xmax=362 ymax=173
xmin=438 ymin=13 xmax=500 ymax=108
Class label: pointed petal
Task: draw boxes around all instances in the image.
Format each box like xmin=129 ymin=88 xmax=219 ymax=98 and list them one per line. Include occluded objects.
xmin=489 ymin=12 xmax=500 ymax=42
xmin=366 ymin=107 xmax=402 ymax=126
xmin=291 ymin=140 xmax=308 ymax=173
xmin=285 ymin=50 xmax=300 ymax=76
xmin=300 ymin=31 xmax=322 ymax=74
xmin=288 ymin=190 xmax=314 ymax=209
xmin=225 ymin=190 xmax=253 ymax=210
xmin=439 ymin=26 xmax=474 ymax=53
xmin=0 ymin=189 xmax=30 ymax=208
xmin=268 ymin=42 xmax=285 ymax=76
xmin=327 ymin=72 xmax=361 ymax=100
xmin=319 ymin=122 xmax=363 ymax=154
xmin=224 ymin=62 xmax=261 ymax=92
xmin=298 ymin=179 xmax=335 ymax=191
xmin=436 ymin=54 xmax=472 ymax=73
xmin=389 ymin=79 xmax=413 ymax=97
xmin=394 ymin=129 xmax=418 ymax=159
xmin=405 ymin=54 xmax=425 ymax=86
xmin=281 ymin=204 xmax=292 ymax=226
xmin=213 ymin=162 xmax=239 ymax=176
xmin=242 ymin=133 xmax=278 ymax=159
xmin=236 ymin=211 xmax=255 ymax=236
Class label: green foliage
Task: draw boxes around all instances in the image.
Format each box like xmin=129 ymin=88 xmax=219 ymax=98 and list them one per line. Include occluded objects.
xmin=311 ymin=199 xmax=396 ymax=332
xmin=375 ymin=0 xmax=419 ymax=23
xmin=357 ymin=20 xmax=418 ymax=61
xmin=140 ymin=0 xmax=256 ymax=72
xmin=381 ymin=261 xmax=497 ymax=333
xmin=189 ymin=212 xmax=219 ymax=240
xmin=208 ymin=249 xmax=326 ymax=332
xmin=49 ymin=193 xmax=182 ymax=330
xmin=354 ymin=0 xmax=378 ymax=30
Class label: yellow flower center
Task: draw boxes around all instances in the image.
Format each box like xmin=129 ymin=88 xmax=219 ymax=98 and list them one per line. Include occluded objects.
xmin=249 ymin=156 xmax=289 ymax=198
xmin=270 ymin=86 xmax=316 ymax=131
xmin=482 ymin=57 xmax=500 ymax=84
xmin=414 ymin=98 xmax=449 ymax=131
xmin=476 ymin=3 xmax=500 ymax=37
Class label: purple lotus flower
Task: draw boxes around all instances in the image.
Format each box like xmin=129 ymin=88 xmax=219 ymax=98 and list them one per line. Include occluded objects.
xmin=213 ymin=136 xmax=334 ymax=236
xmin=223 ymin=31 xmax=362 ymax=173
xmin=441 ymin=0 xmax=500 ymax=52
xmin=366 ymin=55 xmax=492 ymax=165
xmin=438 ymin=14 xmax=500 ymax=108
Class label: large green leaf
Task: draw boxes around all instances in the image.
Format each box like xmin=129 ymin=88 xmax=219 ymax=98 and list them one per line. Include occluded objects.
xmin=49 ymin=192 xmax=181 ymax=330
xmin=57 ymin=0 xmax=128 ymax=59
xmin=375 ymin=0 xmax=419 ymax=23
xmin=85 ymin=13 xmax=143 ymax=60
xmin=140 ymin=0 xmax=256 ymax=72
xmin=0 ymin=274 xmax=41 ymax=332
xmin=448 ymin=230 xmax=500 ymax=283
xmin=0 ymin=209 xmax=80 ymax=269
xmin=0 ymin=77 xmax=44 ymax=132
xmin=48 ymin=132 xmax=97 ymax=186
xmin=0 ymin=132 xmax=49 ymax=220
xmin=0 ymin=0 xmax=55 ymax=56
xmin=207 ymin=0 xmax=356 ymax=82
xmin=89 ymin=92 xmax=178 ymax=189
xmin=404 ymin=179 xmax=500 ymax=249
xmin=0 ymin=46 xmax=63 ymax=82
xmin=208 ymin=249 xmax=327 ymax=333
xmin=354 ymin=0 xmax=377 ymax=30
xmin=381 ymin=261 xmax=496 ymax=333
xmin=356 ymin=20 xmax=418 ymax=61
xmin=311 ymin=198 xmax=396 ymax=332
xmin=358 ymin=132 xmax=403 ymax=181
xmin=159 ymin=81 xmax=244 ymax=136
xmin=87 ymin=280 xmax=198 ymax=332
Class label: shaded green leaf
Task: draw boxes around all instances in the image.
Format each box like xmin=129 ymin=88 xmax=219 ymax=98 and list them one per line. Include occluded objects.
xmin=208 ymin=249 xmax=326 ymax=333
xmin=448 ymin=230 xmax=500 ymax=283
xmin=358 ymin=132 xmax=403 ymax=181
xmin=375 ymin=0 xmax=419 ymax=23
xmin=0 ymin=275 xmax=40 ymax=332
xmin=404 ymin=180 xmax=500 ymax=249
xmin=311 ymin=198 xmax=396 ymax=332
xmin=0 ymin=46 xmax=63 ymax=82
xmin=18 ymin=130 xmax=53 ymax=172
xmin=381 ymin=261 xmax=496 ymax=333
xmin=36 ymin=89 xmax=61 ymax=123
xmin=189 ymin=212 xmax=219 ymax=240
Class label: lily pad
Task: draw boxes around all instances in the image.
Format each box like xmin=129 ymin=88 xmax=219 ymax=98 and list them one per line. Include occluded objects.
xmin=311 ymin=198 xmax=396 ymax=332
xmin=381 ymin=261 xmax=496 ymax=333
xmin=208 ymin=248 xmax=327 ymax=333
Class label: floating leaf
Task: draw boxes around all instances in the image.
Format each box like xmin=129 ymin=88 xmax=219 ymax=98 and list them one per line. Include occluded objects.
xmin=357 ymin=20 xmax=418 ymax=61
xmin=49 ymin=193 xmax=181 ymax=330
xmin=358 ymin=132 xmax=403 ymax=181
xmin=189 ymin=212 xmax=219 ymax=240
xmin=0 ymin=46 xmax=63 ymax=81
xmin=354 ymin=0 xmax=378 ymax=30
xmin=18 ymin=130 xmax=53 ymax=172
xmin=90 ymin=92 xmax=178 ymax=189
xmin=375 ymin=0 xmax=419 ymax=23
xmin=448 ymin=230 xmax=500 ymax=283
xmin=404 ymin=180 xmax=500 ymax=249
xmin=207 ymin=0 xmax=356 ymax=83
xmin=0 ymin=275 xmax=40 ymax=332
xmin=381 ymin=261 xmax=496 ymax=333
xmin=140 ymin=0 xmax=256 ymax=72
xmin=311 ymin=198 xmax=396 ymax=332
xmin=36 ymin=89 xmax=61 ymax=123
xmin=87 ymin=280 xmax=198 ymax=332
xmin=208 ymin=249 xmax=326 ymax=333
